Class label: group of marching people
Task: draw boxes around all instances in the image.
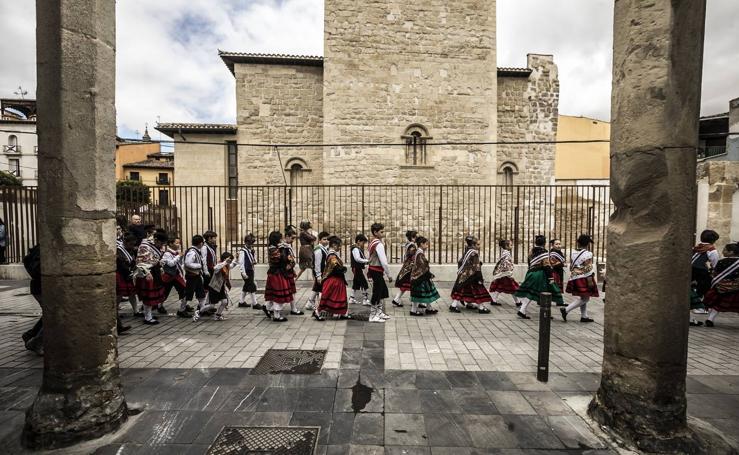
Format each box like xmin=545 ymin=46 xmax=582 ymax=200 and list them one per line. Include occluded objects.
xmin=690 ymin=229 xmax=739 ymax=327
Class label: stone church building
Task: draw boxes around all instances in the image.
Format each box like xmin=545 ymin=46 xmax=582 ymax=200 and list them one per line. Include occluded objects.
xmin=158 ymin=0 xmax=559 ymax=189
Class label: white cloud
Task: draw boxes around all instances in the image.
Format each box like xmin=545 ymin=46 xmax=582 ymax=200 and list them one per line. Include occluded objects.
xmin=1 ymin=0 xmax=736 ymax=134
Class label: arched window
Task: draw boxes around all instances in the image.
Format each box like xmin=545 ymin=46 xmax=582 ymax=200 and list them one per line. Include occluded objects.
xmin=285 ymin=158 xmax=310 ymax=186
xmin=402 ymin=124 xmax=431 ymax=165
xmin=8 ymin=135 xmax=17 ymax=147
xmin=498 ymin=161 xmax=519 ymax=186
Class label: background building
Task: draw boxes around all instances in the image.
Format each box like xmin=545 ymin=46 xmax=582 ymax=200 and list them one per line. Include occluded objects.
xmin=555 ymin=115 xmax=610 ymax=185
xmin=1 ymin=98 xmax=38 ymax=186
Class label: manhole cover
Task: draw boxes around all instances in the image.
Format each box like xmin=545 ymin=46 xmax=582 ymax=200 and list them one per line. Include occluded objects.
xmin=207 ymin=426 xmax=319 ymax=455
xmin=251 ymin=349 xmax=326 ymax=375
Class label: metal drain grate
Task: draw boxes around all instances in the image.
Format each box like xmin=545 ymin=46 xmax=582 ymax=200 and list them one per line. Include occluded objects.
xmin=207 ymin=426 xmax=319 ymax=455
xmin=251 ymin=349 xmax=326 ymax=375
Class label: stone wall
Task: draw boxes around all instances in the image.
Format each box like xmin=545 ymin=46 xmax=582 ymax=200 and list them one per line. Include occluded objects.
xmin=322 ymin=0 xmax=498 ymax=185
xmin=696 ymin=160 xmax=739 ymax=250
xmin=234 ymin=63 xmax=323 ymax=186
xmin=496 ymin=54 xmax=559 ymax=185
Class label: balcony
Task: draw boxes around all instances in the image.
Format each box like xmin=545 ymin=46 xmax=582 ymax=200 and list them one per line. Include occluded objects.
xmin=697 ymin=145 xmax=726 ymax=159
xmin=3 ymin=145 xmax=21 ymax=154
xmin=8 ymin=169 xmax=22 ymax=178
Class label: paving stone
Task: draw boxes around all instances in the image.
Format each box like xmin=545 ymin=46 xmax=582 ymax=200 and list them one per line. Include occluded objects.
xmin=462 ymin=414 xmax=519 ymax=449
xmin=487 ymin=391 xmax=537 ymax=415
xmin=521 ymin=391 xmax=576 ymax=416
xmin=419 ymin=390 xmax=462 ymax=414
xmin=500 ymin=415 xmax=565 ymax=449
xmin=295 ymin=388 xmax=336 ymax=412
xmin=352 ymin=413 xmax=385 ymax=445
xmin=335 ymin=387 xmax=385 ymax=413
xmin=445 ymin=371 xmax=479 ymax=388
xmin=385 ymin=389 xmax=423 ymax=413
xmin=118 ymin=410 xmax=213 ymax=445
xmin=291 ymin=410 xmax=333 ymax=445
xmin=386 ymin=446 xmax=432 ymax=454
xmin=687 ymin=393 xmax=739 ymax=419
xmin=690 ymin=375 xmax=739 ymax=395
xmin=329 ymin=412 xmax=356 ymax=445
xmin=452 ymin=389 xmax=499 ymax=414
xmin=424 ymin=413 xmax=473 ymax=447
xmin=216 ymin=387 xmax=266 ymax=412
xmin=474 ymin=372 xmax=518 ymax=391
xmin=385 ymin=413 xmax=428 ymax=446
xmin=385 ymin=370 xmax=417 ymax=388
xmin=415 ymin=371 xmax=452 ymax=389
xmin=182 ymin=385 xmax=232 ymax=412
xmin=546 ymin=415 xmax=606 ymax=449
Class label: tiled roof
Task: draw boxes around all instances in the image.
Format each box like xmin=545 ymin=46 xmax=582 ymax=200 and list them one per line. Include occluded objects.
xmin=123 ymin=159 xmax=174 ymax=169
xmin=700 ymin=112 xmax=729 ymax=120
xmin=155 ymin=122 xmax=237 ymax=138
xmin=219 ymin=51 xmax=324 ymax=74
xmin=497 ymin=67 xmax=533 ymax=77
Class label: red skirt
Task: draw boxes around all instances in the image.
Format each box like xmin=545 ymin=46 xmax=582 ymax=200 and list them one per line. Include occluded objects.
xmin=395 ymin=273 xmax=412 ymax=292
xmin=161 ymin=272 xmax=186 ymax=288
xmin=566 ymin=276 xmax=600 ymax=297
xmin=136 ymin=276 xmax=166 ymax=307
xmin=318 ymin=276 xmax=348 ymax=315
xmin=116 ymin=272 xmax=136 ymax=297
xmin=451 ymin=281 xmax=493 ymax=304
xmin=703 ymin=289 xmax=739 ymax=313
xmin=489 ymin=276 xmax=520 ymax=294
xmin=265 ymin=272 xmax=294 ymax=304
xmin=552 ymin=270 xmax=564 ymax=289
xmin=287 ymin=269 xmax=297 ymax=295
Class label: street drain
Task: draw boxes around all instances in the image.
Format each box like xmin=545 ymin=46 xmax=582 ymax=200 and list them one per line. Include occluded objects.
xmin=250 ymin=349 xmax=326 ymax=375
xmin=207 ymin=426 xmax=319 ymax=455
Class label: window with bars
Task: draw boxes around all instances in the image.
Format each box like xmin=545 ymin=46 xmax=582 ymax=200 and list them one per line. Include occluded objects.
xmin=227 ymin=141 xmax=238 ymax=198
xmin=402 ymin=125 xmax=431 ymax=166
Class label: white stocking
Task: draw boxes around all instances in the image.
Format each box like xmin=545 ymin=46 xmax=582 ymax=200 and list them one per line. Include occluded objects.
xmin=708 ymin=309 xmax=719 ymax=322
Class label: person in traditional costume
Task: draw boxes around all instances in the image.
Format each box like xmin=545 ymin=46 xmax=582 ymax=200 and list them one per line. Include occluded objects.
xmin=488 ymin=239 xmax=519 ymax=307
xmin=368 ymin=223 xmax=393 ymax=323
xmin=561 ymin=234 xmax=598 ymax=322
xmin=199 ymin=230 xmax=218 ymax=315
xmin=515 ymin=235 xmax=563 ymax=319
xmin=237 ymin=233 xmax=259 ymax=309
xmin=184 ymin=235 xmax=208 ymax=312
xmin=450 ymin=235 xmax=493 ymax=313
xmin=194 ymin=252 xmax=234 ymax=322
xmin=295 ymin=221 xmax=317 ymax=281
xmin=314 ymin=236 xmax=351 ymax=320
xmin=392 ymin=230 xmax=418 ymax=307
xmin=409 ymin=236 xmax=440 ymax=316
xmin=264 ymin=231 xmax=294 ymax=322
xmin=161 ymin=237 xmax=190 ymax=318
xmin=117 ymin=234 xmax=140 ymax=318
xmin=690 ymin=229 xmax=719 ymax=325
xmin=283 ymin=225 xmax=303 ymax=316
xmin=349 ymin=233 xmax=370 ymax=305
xmin=134 ymin=231 xmax=168 ymax=325
xmin=703 ymin=242 xmax=739 ymax=327
xmin=549 ymin=238 xmax=566 ymax=303
xmin=306 ymin=231 xmax=330 ymax=311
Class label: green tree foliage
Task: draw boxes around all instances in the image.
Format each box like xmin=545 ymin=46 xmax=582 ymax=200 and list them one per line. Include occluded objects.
xmin=116 ymin=180 xmax=151 ymax=206
xmin=0 ymin=171 xmax=22 ymax=186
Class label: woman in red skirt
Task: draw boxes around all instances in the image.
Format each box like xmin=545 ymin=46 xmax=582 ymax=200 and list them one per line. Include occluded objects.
xmin=703 ymin=242 xmax=739 ymax=327
xmin=283 ymin=225 xmax=301 ymax=315
xmin=561 ymin=234 xmax=599 ymax=323
xmin=134 ymin=231 xmax=168 ymax=325
xmin=549 ymin=238 xmax=566 ymax=300
xmin=392 ymin=230 xmax=418 ymax=307
xmin=264 ymin=230 xmax=295 ymax=322
xmin=450 ymin=235 xmax=493 ymax=314
xmin=116 ymin=234 xmax=139 ymax=333
xmin=314 ymin=236 xmax=350 ymax=320
xmin=489 ymin=239 xmax=519 ymax=306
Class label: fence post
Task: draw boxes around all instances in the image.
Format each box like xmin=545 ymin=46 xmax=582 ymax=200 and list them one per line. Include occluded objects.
xmin=437 ymin=186 xmax=443 ymax=264
xmin=537 ymin=292 xmax=552 ymax=382
xmin=513 ymin=204 xmax=520 ymax=264
xmin=361 ymin=186 xmax=365 ymax=234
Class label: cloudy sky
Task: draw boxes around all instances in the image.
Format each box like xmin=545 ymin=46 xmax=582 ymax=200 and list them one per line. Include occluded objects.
xmin=1 ymin=0 xmax=737 ymax=140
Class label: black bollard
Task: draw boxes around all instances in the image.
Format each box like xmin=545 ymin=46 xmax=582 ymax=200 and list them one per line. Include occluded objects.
xmin=537 ymin=292 xmax=552 ymax=382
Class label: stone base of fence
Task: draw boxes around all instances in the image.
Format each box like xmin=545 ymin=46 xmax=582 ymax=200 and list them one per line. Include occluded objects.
xmin=0 ymin=264 xmax=31 ymax=281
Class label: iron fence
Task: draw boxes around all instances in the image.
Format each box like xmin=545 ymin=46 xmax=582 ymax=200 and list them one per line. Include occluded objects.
xmin=0 ymin=184 xmax=612 ymax=265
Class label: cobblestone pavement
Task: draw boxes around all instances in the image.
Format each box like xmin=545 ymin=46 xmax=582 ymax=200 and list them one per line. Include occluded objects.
xmin=1 ymin=280 xmax=738 ymax=375
xmin=1 ymin=279 xmax=738 ymax=453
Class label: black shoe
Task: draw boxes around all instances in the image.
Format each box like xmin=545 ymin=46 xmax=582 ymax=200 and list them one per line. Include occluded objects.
xmin=185 ymin=305 xmax=194 ymax=312
xmin=273 ymin=316 xmax=288 ymax=322
xmin=449 ymin=305 xmax=461 ymax=313
xmin=253 ymin=303 xmax=264 ymax=310
xmin=392 ymin=300 xmax=403 ymax=307
xmin=157 ymin=305 xmax=168 ymax=315
xmin=262 ymin=307 xmax=273 ymax=319
xmin=291 ymin=310 xmax=305 ymax=315
xmin=560 ymin=308 xmax=568 ymax=322
xmin=425 ymin=308 xmax=438 ymax=315
xmin=143 ymin=319 xmax=160 ymax=325
xmin=238 ymin=302 xmax=250 ymax=308
xmin=176 ymin=310 xmax=190 ymax=318
xmin=134 ymin=312 xmax=145 ymax=318
xmin=312 ymin=312 xmax=325 ymax=321
xmin=339 ymin=314 xmax=352 ymax=320
xmin=580 ymin=317 xmax=594 ymax=323
xmin=517 ymin=311 xmax=530 ymax=320
xmin=21 ymin=331 xmax=32 ymax=344
xmin=418 ymin=303 xmax=428 ymax=308
xmin=410 ymin=310 xmax=424 ymax=316
xmin=490 ymin=301 xmax=502 ymax=306
xmin=117 ymin=324 xmax=131 ymax=334
xmin=478 ymin=307 xmax=491 ymax=314
xmin=689 ymin=320 xmax=704 ymax=327
xmin=515 ymin=302 xmax=522 ymax=308
xmin=705 ymin=320 xmax=714 ymax=327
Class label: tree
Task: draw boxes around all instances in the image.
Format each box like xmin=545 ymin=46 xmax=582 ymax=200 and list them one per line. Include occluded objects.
xmin=0 ymin=171 xmax=22 ymax=186
xmin=116 ymin=180 xmax=150 ymax=206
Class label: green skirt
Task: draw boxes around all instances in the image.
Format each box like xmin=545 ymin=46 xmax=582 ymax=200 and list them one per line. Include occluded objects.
xmin=411 ymin=279 xmax=440 ymax=304
xmin=514 ymin=269 xmax=564 ymax=305
xmin=690 ymin=287 xmax=704 ymax=310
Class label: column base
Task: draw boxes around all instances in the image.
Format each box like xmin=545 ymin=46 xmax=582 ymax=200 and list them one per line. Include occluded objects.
xmin=589 ymin=392 xmax=737 ymax=454
xmin=21 ymin=377 xmax=128 ymax=450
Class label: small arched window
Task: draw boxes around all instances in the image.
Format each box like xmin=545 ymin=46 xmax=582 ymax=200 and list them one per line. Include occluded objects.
xmin=8 ymin=135 xmax=17 ymax=146
xmin=290 ymin=163 xmax=304 ymax=186
xmin=498 ymin=161 xmax=519 ymax=186
xmin=402 ymin=124 xmax=431 ymax=165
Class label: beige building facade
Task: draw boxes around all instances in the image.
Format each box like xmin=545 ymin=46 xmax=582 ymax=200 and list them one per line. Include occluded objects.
xmin=555 ymin=115 xmax=610 ymax=184
xmin=160 ymin=0 xmax=559 ymax=188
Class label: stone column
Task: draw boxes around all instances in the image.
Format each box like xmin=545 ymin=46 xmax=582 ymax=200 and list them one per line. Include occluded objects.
xmin=22 ymin=0 xmax=127 ymax=449
xmin=588 ymin=0 xmax=717 ymax=452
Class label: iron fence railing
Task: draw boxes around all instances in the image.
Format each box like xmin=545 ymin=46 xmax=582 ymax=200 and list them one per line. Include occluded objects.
xmin=0 ymin=184 xmax=612 ymax=265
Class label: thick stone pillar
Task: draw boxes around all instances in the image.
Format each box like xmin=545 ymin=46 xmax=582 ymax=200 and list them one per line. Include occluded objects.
xmin=588 ymin=0 xmax=728 ymax=452
xmin=22 ymin=0 xmax=127 ymax=449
